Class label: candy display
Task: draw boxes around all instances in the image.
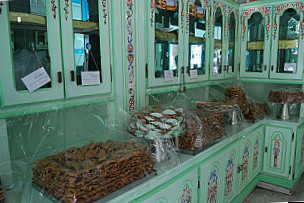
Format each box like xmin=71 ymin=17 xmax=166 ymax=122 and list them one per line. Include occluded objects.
xmin=196 ymin=101 xmax=239 ymax=112
xmin=32 ymin=140 xmax=154 ymax=203
xmin=268 ymin=89 xmax=304 ymax=104
xmin=128 ymin=106 xmax=185 ymax=139
xmin=179 ymin=109 xmax=226 ymax=152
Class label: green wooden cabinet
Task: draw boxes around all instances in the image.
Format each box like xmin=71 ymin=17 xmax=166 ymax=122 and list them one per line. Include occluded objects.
xmin=295 ymin=123 xmax=304 ymax=177
xmin=0 ymin=0 xmax=112 ymax=107
xmin=238 ymin=125 xmax=264 ymax=191
xmin=136 ymin=166 xmax=198 ymax=203
xmin=147 ymin=0 xmax=184 ymax=88
xmin=240 ymin=3 xmax=304 ymax=80
xmin=263 ymin=124 xmax=295 ymax=180
xmin=199 ymin=140 xmax=239 ymax=203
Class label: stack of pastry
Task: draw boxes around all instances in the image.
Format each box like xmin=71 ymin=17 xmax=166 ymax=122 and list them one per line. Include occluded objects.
xmin=128 ymin=106 xmax=185 ymax=139
xmin=32 ymin=140 xmax=154 ymax=203
xmin=0 ymin=179 xmax=5 ymax=201
xmin=179 ymin=109 xmax=225 ymax=151
xmin=268 ymin=89 xmax=304 ymax=104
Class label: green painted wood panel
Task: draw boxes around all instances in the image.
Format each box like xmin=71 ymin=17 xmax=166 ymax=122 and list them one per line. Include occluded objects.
xmin=263 ymin=125 xmax=295 ymax=179
xmin=0 ymin=1 xmax=64 ymax=107
xmin=136 ymin=165 xmax=198 ymax=203
xmin=59 ymin=0 xmax=111 ymax=99
xmin=295 ymin=123 xmax=304 ymax=177
xmin=199 ymin=140 xmax=239 ymax=203
xmin=269 ymin=4 xmax=304 ymax=80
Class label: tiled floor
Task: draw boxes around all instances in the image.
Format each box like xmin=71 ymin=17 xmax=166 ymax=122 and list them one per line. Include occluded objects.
xmin=244 ymin=175 xmax=304 ymax=203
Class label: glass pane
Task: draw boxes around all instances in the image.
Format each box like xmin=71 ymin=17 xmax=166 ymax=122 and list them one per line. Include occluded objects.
xmin=154 ymin=0 xmax=179 ymax=78
xmin=276 ymin=8 xmax=300 ymax=74
xmin=227 ymin=12 xmax=236 ymax=73
xmin=188 ymin=2 xmax=206 ymax=75
xmin=246 ymin=12 xmax=265 ymax=72
xmin=72 ymin=0 xmax=102 ymax=86
xmin=9 ymin=0 xmax=51 ymax=91
xmin=212 ymin=7 xmax=223 ymax=76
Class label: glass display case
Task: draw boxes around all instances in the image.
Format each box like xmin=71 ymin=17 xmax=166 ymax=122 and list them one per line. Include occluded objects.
xmin=226 ymin=10 xmax=236 ymax=77
xmin=60 ymin=0 xmax=111 ymax=98
xmin=211 ymin=7 xmax=224 ymax=79
xmin=0 ymin=0 xmax=64 ymax=106
xmin=240 ymin=6 xmax=272 ymax=79
xmin=270 ymin=6 xmax=304 ymax=80
xmin=184 ymin=0 xmax=209 ymax=82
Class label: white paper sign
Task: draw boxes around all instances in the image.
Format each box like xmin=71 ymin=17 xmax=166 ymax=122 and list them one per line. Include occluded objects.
xmin=213 ymin=66 xmax=219 ymax=76
xmin=164 ymin=70 xmax=174 ymax=81
xmin=81 ymin=71 xmax=101 ymax=86
xmin=284 ymin=63 xmax=296 ymax=73
xmin=228 ymin=66 xmax=233 ymax=73
xmin=190 ymin=69 xmax=198 ymax=79
xmin=21 ymin=67 xmax=51 ymax=93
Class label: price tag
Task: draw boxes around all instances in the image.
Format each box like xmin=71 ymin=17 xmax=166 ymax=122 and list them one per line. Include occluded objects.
xmin=212 ymin=66 xmax=218 ymax=76
xmin=284 ymin=63 xmax=296 ymax=73
xmin=81 ymin=71 xmax=101 ymax=86
xmin=228 ymin=66 xmax=233 ymax=73
xmin=21 ymin=67 xmax=51 ymax=93
xmin=190 ymin=69 xmax=198 ymax=79
xmin=164 ymin=70 xmax=174 ymax=81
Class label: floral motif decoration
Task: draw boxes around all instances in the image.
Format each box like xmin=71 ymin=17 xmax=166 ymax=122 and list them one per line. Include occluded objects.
xmin=63 ymin=0 xmax=70 ymax=20
xmin=301 ymin=135 xmax=304 ymax=164
xmin=301 ymin=21 xmax=304 ymax=40
xmin=258 ymin=7 xmax=271 ymax=40
xmin=126 ymin=0 xmax=135 ymax=111
xmin=101 ymin=0 xmax=107 ymax=24
xmin=207 ymin=168 xmax=218 ymax=203
xmin=272 ymin=136 xmax=281 ymax=168
xmin=242 ymin=145 xmax=249 ymax=181
xmin=181 ymin=2 xmax=184 ymax=34
xmin=0 ymin=2 xmax=3 ymax=15
xmin=235 ymin=9 xmax=239 ymax=39
xmin=51 ymin=0 xmax=57 ymax=19
xmin=179 ymin=186 xmax=191 ymax=203
xmin=150 ymin=0 xmax=155 ymax=27
xmin=225 ymin=156 xmax=234 ymax=197
xmin=241 ymin=8 xmax=255 ymax=41
xmin=253 ymin=139 xmax=260 ymax=170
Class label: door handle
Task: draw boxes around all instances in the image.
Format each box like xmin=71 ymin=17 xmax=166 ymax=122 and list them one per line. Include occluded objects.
xmin=70 ymin=70 xmax=75 ymax=82
xmin=264 ymin=65 xmax=267 ymax=71
xmin=271 ymin=65 xmax=274 ymax=71
xmin=57 ymin=71 xmax=62 ymax=83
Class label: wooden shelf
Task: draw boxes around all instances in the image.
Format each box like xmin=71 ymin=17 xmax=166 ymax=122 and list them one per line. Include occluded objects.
xmin=10 ymin=12 xmax=46 ymax=26
xmin=247 ymin=39 xmax=298 ymax=51
xmin=155 ymin=30 xmax=178 ymax=42
xmin=189 ymin=36 xmax=205 ymax=43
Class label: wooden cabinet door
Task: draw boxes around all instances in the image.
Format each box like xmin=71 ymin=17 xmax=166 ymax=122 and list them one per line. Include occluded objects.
xmin=147 ymin=0 xmax=183 ymax=88
xmin=184 ymin=0 xmax=210 ymax=83
xmin=239 ymin=6 xmax=272 ymax=78
xmin=263 ymin=125 xmax=295 ymax=179
xmin=269 ymin=4 xmax=304 ymax=80
xmin=209 ymin=1 xmax=225 ymax=80
xmin=59 ymin=0 xmax=111 ymax=98
xmin=251 ymin=125 xmax=265 ymax=178
xmin=0 ymin=0 xmax=64 ymax=107
xmin=199 ymin=141 xmax=239 ymax=203
xmin=295 ymin=123 xmax=304 ymax=177
xmin=136 ymin=166 xmax=198 ymax=203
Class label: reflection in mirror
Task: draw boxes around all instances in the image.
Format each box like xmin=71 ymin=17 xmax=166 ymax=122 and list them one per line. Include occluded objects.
xmin=277 ymin=8 xmax=300 ymax=74
xmin=212 ymin=7 xmax=223 ymax=76
xmin=9 ymin=0 xmax=51 ymax=91
xmin=227 ymin=12 xmax=236 ymax=73
xmin=72 ymin=0 xmax=102 ymax=86
xmin=188 ymin=0 xmax=206 ymax=75
xmin=154 ymin=0 xmax=179 ymax=78
xmin=246 ymin=12 xmax=265 ymax=72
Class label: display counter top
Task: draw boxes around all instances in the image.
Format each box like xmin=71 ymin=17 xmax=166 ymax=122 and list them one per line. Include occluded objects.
xmin=3 ymin=117 xmax=304 ymax=203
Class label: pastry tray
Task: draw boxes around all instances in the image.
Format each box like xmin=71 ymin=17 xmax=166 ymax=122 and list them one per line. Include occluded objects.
xmin=179 ymin=137 xmax=224 ymax=155
xmin=32 ymin=170 xmax=157 ymax=203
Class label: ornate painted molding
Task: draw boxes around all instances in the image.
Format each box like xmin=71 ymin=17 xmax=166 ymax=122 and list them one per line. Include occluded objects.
xmin=126 ymin=0 xmax=135 ymax=112
xmin=51 ymin=0 xmax=57 ymax=19
xmin=150 ymin=0 xmax=154 ymax=27
xmin=101 ymin=0 xmax=107 ymax=24
xmin=63 ymin=0 xmax=70 ymax=20
xmin=0 ymin=2 xmax=4 ymax=15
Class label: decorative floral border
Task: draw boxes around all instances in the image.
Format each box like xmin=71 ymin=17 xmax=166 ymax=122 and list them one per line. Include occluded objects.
xmin=126 ymin=0 xmax=135 ymax=112
xmin=64 ymin=0 xmax=70 ymax=20
xmin=207 ymin=168 xmax=219 ymax=203
xmin=51 ymin=0 xmax=57 ymax=19
xmin=101 ymin=0 xmax=107 ymax=25
xmin=150 ymin=0 xmax=155 ymax=27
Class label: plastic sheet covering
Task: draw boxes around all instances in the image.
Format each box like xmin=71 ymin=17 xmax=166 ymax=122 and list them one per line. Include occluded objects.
xmin=0 ymin=103 xmax=155 ymax=203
